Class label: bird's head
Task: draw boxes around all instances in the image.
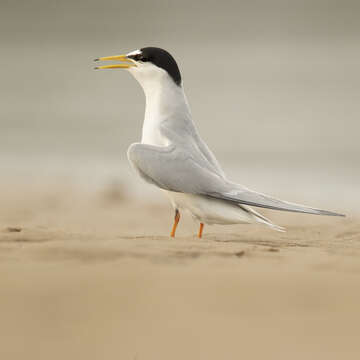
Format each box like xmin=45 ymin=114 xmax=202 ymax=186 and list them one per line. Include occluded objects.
xmin=94 ymin=47 xmax=182 ymax=88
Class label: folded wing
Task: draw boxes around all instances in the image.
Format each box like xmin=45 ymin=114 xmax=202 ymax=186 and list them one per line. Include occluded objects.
xmin=127 ymin=143 xmax=344 ymax=217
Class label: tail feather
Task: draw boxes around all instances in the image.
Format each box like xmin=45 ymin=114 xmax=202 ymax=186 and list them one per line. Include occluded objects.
xmin=240 ymin=205 xmax=286 ymax=232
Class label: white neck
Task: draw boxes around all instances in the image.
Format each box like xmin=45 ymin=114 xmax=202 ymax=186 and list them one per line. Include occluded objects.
xmin=131 ymin=69 xmax=191 ymax=146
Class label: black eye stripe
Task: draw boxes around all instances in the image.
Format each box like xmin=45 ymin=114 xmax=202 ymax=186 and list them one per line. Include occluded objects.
xmin=129 ymin=54 xmax=149 ymax=62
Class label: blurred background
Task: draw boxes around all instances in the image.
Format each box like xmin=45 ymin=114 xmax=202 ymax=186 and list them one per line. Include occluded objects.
xmin=1 ymin=0 xmax=359 ymax=212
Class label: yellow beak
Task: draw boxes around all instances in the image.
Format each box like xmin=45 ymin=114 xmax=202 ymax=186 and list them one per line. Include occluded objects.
xmin=94 ymin=54 xmax=136 ymax=69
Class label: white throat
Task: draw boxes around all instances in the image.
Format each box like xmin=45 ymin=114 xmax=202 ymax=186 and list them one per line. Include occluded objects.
xmin=130 ymin=67 xmax=190 ymax=146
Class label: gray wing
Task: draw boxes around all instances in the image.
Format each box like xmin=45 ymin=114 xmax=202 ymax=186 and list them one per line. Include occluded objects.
xmin=190 ymin=129 xmax=226 ymax=178
xmin=127 ymin=143 xmax=344 ymax=217
xmin=159 ymin=115 xmax=226 ymax=178
xmin=127 ymin=142 xmax=228 ymax=194
xmin=210 ymin=185 xmax=344 ymax=216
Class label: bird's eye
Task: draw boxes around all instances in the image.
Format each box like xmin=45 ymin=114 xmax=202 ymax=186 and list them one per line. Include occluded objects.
xmin=129 ymin=54 xmax=149 ymax=62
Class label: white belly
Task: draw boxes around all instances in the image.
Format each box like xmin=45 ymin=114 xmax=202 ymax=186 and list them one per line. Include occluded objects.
xmin=163 ymin=190 xmax=256 ymax=225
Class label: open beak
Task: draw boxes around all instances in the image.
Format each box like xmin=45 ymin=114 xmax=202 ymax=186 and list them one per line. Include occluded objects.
xmin=94 ymin=54 xmax=137 ymax=69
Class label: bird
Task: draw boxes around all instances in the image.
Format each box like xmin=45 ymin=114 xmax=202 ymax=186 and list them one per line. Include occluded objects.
xmin=94 ymin=47 xmax=344 ymax=238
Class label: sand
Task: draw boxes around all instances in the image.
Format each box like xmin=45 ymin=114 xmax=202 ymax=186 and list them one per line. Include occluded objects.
xmin=1 ymin=184 xmax=359 ymax=360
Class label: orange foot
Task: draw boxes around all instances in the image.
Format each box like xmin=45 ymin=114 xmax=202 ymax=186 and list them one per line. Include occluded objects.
xmin=198 ymin=222 xmax=204 ymax=238
xmin=170 ymin=209 xmax=180 ymax=237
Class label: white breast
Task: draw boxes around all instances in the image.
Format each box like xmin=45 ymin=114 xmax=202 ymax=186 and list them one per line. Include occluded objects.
xmin=141 ymin=109 xmax=168 ymax=146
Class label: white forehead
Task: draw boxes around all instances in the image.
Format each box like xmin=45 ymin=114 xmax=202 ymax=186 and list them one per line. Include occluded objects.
xmin=126 ymin=49 xmax=141 ymax=56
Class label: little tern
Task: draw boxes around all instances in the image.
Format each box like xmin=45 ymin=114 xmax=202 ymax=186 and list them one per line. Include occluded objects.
xmin=95 ymin=47 xmax=344 ymax=238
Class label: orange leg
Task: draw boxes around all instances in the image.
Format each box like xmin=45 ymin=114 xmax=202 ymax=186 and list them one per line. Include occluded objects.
xmin=198 ymin=223 xmax=204 ymax=238
xmin=170 ymin=209 xmax=180 ymax=237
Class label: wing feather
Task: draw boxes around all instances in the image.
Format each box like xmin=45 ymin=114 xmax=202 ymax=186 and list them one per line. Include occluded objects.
xmin=208 ymin=187 xmax=344 ymax=216
xmin=127 ymin=142 xmax=344 ymax=217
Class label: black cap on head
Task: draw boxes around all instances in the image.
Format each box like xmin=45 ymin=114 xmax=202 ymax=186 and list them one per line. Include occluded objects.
xmin=129 ymin=47 xmax=182 ymax=86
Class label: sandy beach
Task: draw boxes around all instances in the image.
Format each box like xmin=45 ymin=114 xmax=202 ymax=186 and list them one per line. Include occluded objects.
xmin=1 ymin=184 xmax=359 ymax=360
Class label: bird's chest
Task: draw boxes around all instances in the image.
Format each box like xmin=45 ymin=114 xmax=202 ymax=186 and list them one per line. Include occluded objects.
xmin=141 ymin=114 xmax=168 ymax=146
